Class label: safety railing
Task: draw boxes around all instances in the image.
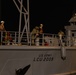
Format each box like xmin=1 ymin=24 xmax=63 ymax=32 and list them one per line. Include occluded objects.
xmin=0 ymin=31 xmax=76 ymax=46
xmin=0 ymin=31 xmax=18 ymax=45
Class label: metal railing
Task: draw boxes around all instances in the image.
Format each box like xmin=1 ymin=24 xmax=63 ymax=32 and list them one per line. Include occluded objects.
xmin=0 ymin=31 xmax=76 ymax=46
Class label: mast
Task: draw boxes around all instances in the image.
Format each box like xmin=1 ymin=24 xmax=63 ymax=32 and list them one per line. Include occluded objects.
xmin=13 ymin=0 xmax=30 ymax=44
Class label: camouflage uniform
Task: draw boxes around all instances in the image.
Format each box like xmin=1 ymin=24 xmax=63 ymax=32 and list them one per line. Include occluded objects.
xmin=0 ymin=23 xmax=6 ymax=31
xmin=31 ymin=26 xmax=39 ymax=45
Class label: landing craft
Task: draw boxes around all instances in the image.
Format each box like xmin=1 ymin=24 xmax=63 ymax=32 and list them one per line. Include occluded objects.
xmin=0 ymin=0 xmax=76 ymax=75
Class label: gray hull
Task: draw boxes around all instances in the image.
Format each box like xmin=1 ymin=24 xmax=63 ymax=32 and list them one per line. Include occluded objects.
xmin=0 ymin=46 xmax=76 ymax=75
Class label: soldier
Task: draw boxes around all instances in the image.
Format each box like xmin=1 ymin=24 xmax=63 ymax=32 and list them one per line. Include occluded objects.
xmin=39 ymin=24 xmax=43 ymax=45
xmin=39 ymin=24 xmax=43 ymax=34
xmin=31 ymin=26 xmax=39 ymax=45
xmin=0 ymin=21 xmax=6 ymax=44
xmin=0 ymin=21 xmax=6 ymax=31
xmin=58 ymin=30 xmax=64 ymax=46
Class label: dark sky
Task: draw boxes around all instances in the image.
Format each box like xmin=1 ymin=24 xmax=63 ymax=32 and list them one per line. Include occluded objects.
xmin=1 ymin=0 xmax=76 ymax=33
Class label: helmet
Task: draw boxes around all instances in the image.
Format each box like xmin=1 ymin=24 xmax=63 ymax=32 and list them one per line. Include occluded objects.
xmin=40 ymin=24 xmax=43 ymax=26
xmin=1 ymin=21 xmax=4 ymax=23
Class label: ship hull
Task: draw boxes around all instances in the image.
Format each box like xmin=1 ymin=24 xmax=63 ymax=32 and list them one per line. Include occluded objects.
xmin=0 ymin=46 xmax=76 ymax=75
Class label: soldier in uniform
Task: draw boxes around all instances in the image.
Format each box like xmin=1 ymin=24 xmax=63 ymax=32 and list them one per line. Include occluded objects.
xmin=31 ymin=26 xmax=39 ymax=45
xmin=39 ymin=24 xmax=43 ymax=45
xmin=0 ymin=21 xmax=6 ymax=44
xmin=0 ymin=21 xmax=6 ymax=31
xmin=58 ymin=30 xmax=64 ymax=46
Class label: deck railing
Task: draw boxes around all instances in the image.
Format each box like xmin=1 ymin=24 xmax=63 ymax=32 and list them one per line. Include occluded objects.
xmin=0 ymin=31 xmax=76 ymax=46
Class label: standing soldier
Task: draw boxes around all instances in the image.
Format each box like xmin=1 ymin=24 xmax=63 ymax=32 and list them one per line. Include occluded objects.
xmin=58 ymin=30 xmax=64 ymax=46
xmin=0 ymin=21 xmax=6 ymax=31
xmin=39 ymin=24 xmax=43 ymax=45
xmin=31 ymin=26 xmax=39 ymax=45
xmin=0 ymin=21 xmax=6 ymax=44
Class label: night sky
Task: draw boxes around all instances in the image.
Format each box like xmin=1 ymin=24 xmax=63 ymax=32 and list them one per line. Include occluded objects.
xmin=1 ymin=0 xmax=76 ymax=33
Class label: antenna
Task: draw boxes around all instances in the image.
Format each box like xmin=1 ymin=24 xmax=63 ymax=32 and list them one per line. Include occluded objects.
xmin=13 ymin=0 xmax=30 ymax=44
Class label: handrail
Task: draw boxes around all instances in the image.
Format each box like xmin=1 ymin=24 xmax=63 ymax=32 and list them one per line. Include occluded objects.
xmin=0 ymin=31 xmax=76 ymax=46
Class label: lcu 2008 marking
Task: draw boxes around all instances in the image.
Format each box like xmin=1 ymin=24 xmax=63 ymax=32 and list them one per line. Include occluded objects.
xmin=33 ymin=53 xmax=53 ymax=61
